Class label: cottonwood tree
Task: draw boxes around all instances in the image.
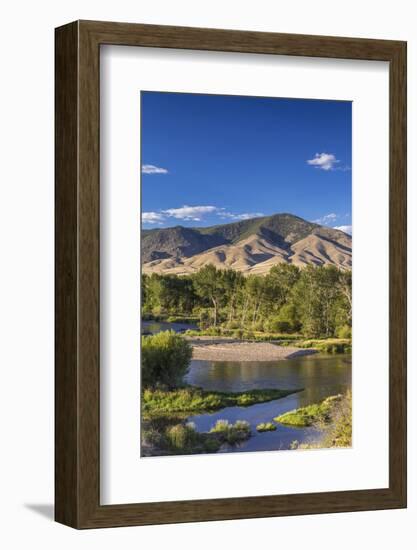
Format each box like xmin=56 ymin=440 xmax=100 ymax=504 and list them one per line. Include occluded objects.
xmin=192 ymin=264 xmax=225 ymax=326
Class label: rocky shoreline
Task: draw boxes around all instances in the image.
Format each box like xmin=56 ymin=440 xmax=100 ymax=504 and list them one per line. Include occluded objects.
xmin=186 ymin=336 xmax=317 ymax=362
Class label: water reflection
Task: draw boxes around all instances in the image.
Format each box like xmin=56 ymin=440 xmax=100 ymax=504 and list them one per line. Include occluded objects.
xmin=185 ymin=354 xmax=351 ymax=452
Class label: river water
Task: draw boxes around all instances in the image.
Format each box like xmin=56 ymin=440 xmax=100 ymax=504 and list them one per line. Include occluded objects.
xmin=142 ymin=320 xmax=351 ymax=452
xmin=185 ymin=354 xmax=351 ymax=452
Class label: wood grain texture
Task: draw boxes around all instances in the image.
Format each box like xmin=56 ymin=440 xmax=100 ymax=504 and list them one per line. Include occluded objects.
xmin=55 ymin=20 xmax=407 ymax=529
xmin=55 ymin=21 xmax=79 ymax=527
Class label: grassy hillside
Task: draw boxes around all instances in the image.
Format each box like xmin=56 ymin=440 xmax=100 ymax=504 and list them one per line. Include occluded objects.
xmin=142 ymin=212 xmax=351 ymax=266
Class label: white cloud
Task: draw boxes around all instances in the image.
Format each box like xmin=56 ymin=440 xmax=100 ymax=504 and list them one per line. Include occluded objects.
xmin=142 ymin=205 xmax=265 ymax=226
xmin=314 ymin=213 xmax=338 ymax=225
xmin=142 ymin=164 xmax=168 ymax=174
xmin=307 ymin=153 xmax=340 ymax=171
xmin=220 ymin=211 xmax=264 ymax=220
xmin=334 ymin=225 xmax=352 ymax=235
xmin=162 ymin=205 xmax=218 ymax=221
xmin=314 ymin=214 xmax=352 ymax=234
xmin=142 ymin=212 xmax=165 ymax=224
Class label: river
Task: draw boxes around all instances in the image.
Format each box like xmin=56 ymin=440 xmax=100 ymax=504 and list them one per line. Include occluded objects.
xmin=185 ymin=355 xmax=351 ymax=452
xmin=143 ymin=320 xmax=352 ymax=452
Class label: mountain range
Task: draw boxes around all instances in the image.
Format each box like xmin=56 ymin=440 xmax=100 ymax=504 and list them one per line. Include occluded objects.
xmin=142 ymin=213 xmax=352 ymax=275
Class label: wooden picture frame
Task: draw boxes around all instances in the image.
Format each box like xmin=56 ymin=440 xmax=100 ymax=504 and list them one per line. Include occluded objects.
xmin=55 ymin=20 xmax=407 ymax=529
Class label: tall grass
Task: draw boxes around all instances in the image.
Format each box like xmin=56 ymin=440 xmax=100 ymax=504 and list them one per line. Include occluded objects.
xmin=283 ymin=392 xmax=352 ymax=450
xmin=275 ymin=395 xmax=341 ymax=427
xmin=209 ymin=419 xmax=251 ymax=444
xmin=256 ymin=422 xmax=277 ymax=432
xmin=142 ymin=386 xmax=302 ymax=417
xmin=142 ymin=417 xmax=252 ymax=456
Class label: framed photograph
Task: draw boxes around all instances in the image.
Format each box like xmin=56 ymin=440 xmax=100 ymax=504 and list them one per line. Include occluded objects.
xmin=55 ymin=20 xmax=406 ymax=528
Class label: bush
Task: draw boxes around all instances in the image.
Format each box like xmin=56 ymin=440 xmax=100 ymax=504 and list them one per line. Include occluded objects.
xmin=210 ymin=419 xmax=251 ymax=444
xmin=183 ymin=329 xmax=201 ymax=337
xmin=198 ymin=310 xmax=212 ymax=329
xmin=165 ymin=423 xmax=199 ymax=452
xmin=267 ymin=304 xmax=300 ymax=334
xmin=141 ymin=330 xmax=192 ymax=389
xmin=269 ymin=319 xmax=292 ymax=333
xmin=337 ymin=325 xmax=352 ymax=339
xmin=142 ymin=419 xmax=224 ymax=456
xmin=232 ymin=328 xmax=244 ymax=339
xmin=296 ymin=338 xmax=351 ymax=353
xmin=210 ymin=419 xmax=229 ymax=434
xmin=252 ymin=320 xmax=264 ymax=332
xmin=207 ymin=326 xmax=223 ymax=336
xmin=256 ymin=422 xmax=277 ymax=432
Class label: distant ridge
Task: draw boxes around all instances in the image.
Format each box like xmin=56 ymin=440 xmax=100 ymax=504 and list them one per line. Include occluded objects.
xmin=142 ymin=213 xmax=352 ymax=275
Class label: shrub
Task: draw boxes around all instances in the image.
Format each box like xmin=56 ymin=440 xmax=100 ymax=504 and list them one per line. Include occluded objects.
xmin=252 ymin=320 xmax=264 ymax=332
xmin=210 ymin=419 xmax=230 ymax=434
xmin=183 ymin=329 xmax=201 ymax=337
xmin=267 ymin=304 xmax=300 ymax=334
xmin=210 ymin=419 xmax=251 ymax=444
xmin=296 ymin=338 xmax=351 ymax=353
xmin=165 ymin=423 xmax=198 ymax=452
xmin=267 ymin=317 xmax=290 ymax=333
xmin=318 ymin=341 xmax=351 ymax=353
xmin=198 ymin=309 xmax=211 ymax=329
xmin=337 ymin=325 xmax=352 ymax=339
xmin=141 ymin=330 xmax=192 ymax=389
xmin=234 ymin=420 xmax=250 ymax=430
xmin=143 ymin=419 xmax=223 ymax=456
xmin=208 ymin=326 xmax=222 ymax=336
xmin=256 ymin=422 xmax=277 ymax=432
xmin=232 ymin=328 xmax=244 ymax=339
xmin=227 ymin=420 xmax=251 ymax=443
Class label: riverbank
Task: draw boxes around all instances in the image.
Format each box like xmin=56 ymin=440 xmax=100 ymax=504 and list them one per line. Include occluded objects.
xmin=186 ymin=336 xmax=317 ymax=361
xmin=142 ymin=353 xmax=351 ymax=456
xmin=142 ymin=418 xmax=252 ymax=457
xmin=275 ymin=395 xmax=341 ymax=427
xmin=275 ymin=391 xmax=352 ymax=449
xmin=141 ymin=385 xmax=303 ymax=456
xmin=142 ymin=386 xmax=302 ymax=418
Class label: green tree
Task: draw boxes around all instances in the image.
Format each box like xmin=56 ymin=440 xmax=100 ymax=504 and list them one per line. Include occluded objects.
xmin=192 ymin=264 xmax=225 ymax=326
xmin=292 ymin=266 xmax=342 ymax=337
xmin=266 ymin=264 xmax=300 ymax=311
xmin=221 ymin=269 xmax=245 ymax=324
xmin=267 ymin=302 xmax=301 ymax=333
xmin=244 ymin=275 xmax=267 ymax=325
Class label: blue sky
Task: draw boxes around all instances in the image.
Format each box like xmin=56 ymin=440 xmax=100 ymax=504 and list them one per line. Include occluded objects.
xmin=141 ymin=92 xmax=352 ymax=234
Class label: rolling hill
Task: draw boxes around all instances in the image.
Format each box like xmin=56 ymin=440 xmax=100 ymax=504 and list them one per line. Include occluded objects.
xmin=142 ymin=213 xmax=352 ymax=275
